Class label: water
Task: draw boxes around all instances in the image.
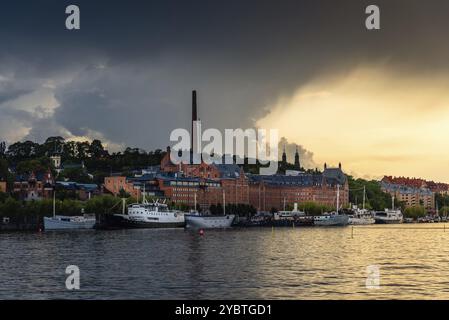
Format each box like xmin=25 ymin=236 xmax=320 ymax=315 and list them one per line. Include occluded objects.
xmin=1 ymin=224 xmax=449 ymax=299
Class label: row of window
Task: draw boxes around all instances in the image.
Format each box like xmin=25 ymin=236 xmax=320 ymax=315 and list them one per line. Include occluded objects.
xmin=169 ymin=181 xmax=220 ymax=187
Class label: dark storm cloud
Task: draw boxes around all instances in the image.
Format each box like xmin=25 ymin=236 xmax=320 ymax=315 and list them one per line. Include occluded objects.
xmin=1 ymin=0 xmax=449 ymax=150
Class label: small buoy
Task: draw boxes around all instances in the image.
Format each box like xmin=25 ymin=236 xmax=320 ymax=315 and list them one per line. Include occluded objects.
xmin=199 ymin=229 xmax=204 ymax=236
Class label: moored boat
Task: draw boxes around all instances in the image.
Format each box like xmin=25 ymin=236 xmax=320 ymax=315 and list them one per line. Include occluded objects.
xmin=348 ymin=208 xmax=375 ymax=225
xmin=271 ymin=203 xmax=313 ymax=226
xmin=44 ymin=215 xmax=96 ymax=230
xmin=314 ymin=213 xmax=349 ymax=226
xmin=348 ymin=186 xmax=375 ymax=225
xmin=373 ymin=195 xmax=403 ymax=224
xmin=274 ymin=203 xmax=305 ymax=220
xmin=185 ymin=213 xmax=235 ymax=229
xmin=113 ymin=200 xmax=185 ymax=228
xmin=44 ymin=192 xmax=96 ymax=230
xmin=373 ymin=209 xmax=403 ymax=224
xmin=313 ymin=183 xmax=349 ymax=226
xmin=184 ymin=192 xmax=234 ymax=229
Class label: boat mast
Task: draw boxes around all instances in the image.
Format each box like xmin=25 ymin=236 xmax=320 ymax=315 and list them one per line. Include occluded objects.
xmin=223 ymin=190 xmax=226 ymax=216
xmin=336 ymin=184 xmax=340 ymax=214
xmin=194 ymin=192 xmax=197 ymax=212
xmin=363 ymin=185 xmax=366 ymax=210
xmin=435 ymin=193 xmax=438 ymax=216
xmin=53 ymin=189 xmax=56 ymax=218
xmin=122 ymin=198 xmax=126 ymax=215
xmin=142 ymin=183 xmax=146 ymax=204
xmin=283 ymin=196 xmax=286 ymax=211
xmin=392 ymin=194 xmax=395 ymax=210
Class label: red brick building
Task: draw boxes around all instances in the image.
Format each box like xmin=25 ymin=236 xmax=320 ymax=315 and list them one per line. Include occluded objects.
xmin=104 ymin=176 xmax=142 ymax=199
xmin=158 ymin=152 xmax=250 ymax=209
xmin=157 ymin=164 xmax=348 ymax=212
xmin=106 ymin=149 xmax=349 ymax=212
xmin=248 ymin=167 xmax=349 ymax=212
xmin=13 ymin=170 xmax=54 ymax=201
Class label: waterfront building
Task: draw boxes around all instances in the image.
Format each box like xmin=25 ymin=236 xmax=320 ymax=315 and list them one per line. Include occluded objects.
xmin=55 ymin=181 xmax=100 ymax=200
xmin=13 ymin=170 xmax=54 ymax=201
xmin=426 ymin=181 xmax=449 ymax=195
xmin=104 ymin=170 xmax=165 ymax=200
xmin=104 ymin=175 xmax=143 ymax=199
xmin=248 ymin=165 xmax=349 ymax=212
xmin=107 ymin=158 xmax=347 ymax=212
xmin=381 ymin=177 xmax=435 ymax=211
xmin=382 ymin=176 xmax=449 ymax=195
xmin=157 ymin=176 xmax=223 ymax=210
xmin=108 ymin=156 xmax=349 ymax=212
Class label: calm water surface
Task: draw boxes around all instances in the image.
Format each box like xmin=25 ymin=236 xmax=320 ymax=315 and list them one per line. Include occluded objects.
xmin=1 ymin=224 xmax=449 ymax=299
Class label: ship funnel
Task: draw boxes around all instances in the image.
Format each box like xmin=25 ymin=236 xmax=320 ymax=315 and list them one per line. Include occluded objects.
xmin=293 ymin=203 xmax=298 ymax=212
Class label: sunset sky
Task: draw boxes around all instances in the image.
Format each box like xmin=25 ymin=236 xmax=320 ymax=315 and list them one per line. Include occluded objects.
xmin=258 ymin=66 xmax=449 ymax=180
xmin=1 ymin=1 xmax=449 ymax=181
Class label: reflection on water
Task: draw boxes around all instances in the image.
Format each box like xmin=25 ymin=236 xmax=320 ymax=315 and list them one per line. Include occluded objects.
xmin=1 ymin=225 xmax=449 ymax=299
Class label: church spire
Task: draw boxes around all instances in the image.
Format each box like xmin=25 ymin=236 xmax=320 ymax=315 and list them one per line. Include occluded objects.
xmin=294 ymin=146 xmax=300 ymax=170
xmin=282 ymin=145 xmax=287 ymax=163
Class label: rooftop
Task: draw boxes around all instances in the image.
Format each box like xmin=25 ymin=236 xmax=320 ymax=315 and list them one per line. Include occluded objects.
xmin=381 ymin=181 xmax=434 ymax=196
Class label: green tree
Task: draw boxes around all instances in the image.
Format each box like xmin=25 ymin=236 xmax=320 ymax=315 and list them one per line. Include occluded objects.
xmin=63 ymin=141 xmax=79 ymax=160
xmin=0 ymin=197 xmax=21 ymax=218
xmin=436 ymin=193 xmax=449 ymax=210
xmin=0 ymin=158 xmax=8 ymax=180
xmin=89 ymin=139 xmax=107 ymax=158
xmin=0 ymin=141 xmax=6 ymax=158
xmin=347 ymin=176 xmax=405 ymax=211
xmin=59 ymin=167 xmax=91 ymax=183
xmin=16 ymin=157 xmax=51 ymax=175
xmin=41 ymin=136 xmax=65 ymax=156
xmin=440 ymin=206 xmax=449 ymax=216
xmin=404 ymin=206 xmax=426 ymax=219
xmin=76 ymin=141 xmax=91 ymax=159
xmin=85 ymin=195 xmax=122 ymax=215
xmin=6 ymin=141 xmax=40 ymax=161
xmin=0 ymin=192 xmax=8 ymax=203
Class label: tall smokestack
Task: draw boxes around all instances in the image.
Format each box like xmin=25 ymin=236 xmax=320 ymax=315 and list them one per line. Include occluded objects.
xmin=191 ymin=90 xmax=197 ymax=159
xmin=192 ymin=90 xmax=198 ymax=122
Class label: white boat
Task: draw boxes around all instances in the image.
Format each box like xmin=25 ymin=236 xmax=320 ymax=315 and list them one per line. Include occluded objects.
xmin=314 ymin=213 xmax=349 ymax=226
xmin=348 ymin=210 xmax=375 ymax=225
xmin=44 ymin=215 xmax=96 ymax=230
xmin=373 ymin=195 xmax=403 ymax=224
xmin=274 ymin=203 xmax=305 ymax=220
xmin=44 ymin=192 xmax=96 ymax=230
xmin=348 ymin=212 xmax=375 ymax=225
xmin=185 ymin=213 xmax=235 ymax=229
xmin=184 ymin=192 xmax=235 ymax=229
xmin=313 ymin=185 xmax=349 ymax=226
xmin=348 ymin=186 xmax=375 ymax=225
xmin=373 ymin=209 xmax=403 ymax=224
xmin=114 ymin=199 xmax=185 ymax=228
